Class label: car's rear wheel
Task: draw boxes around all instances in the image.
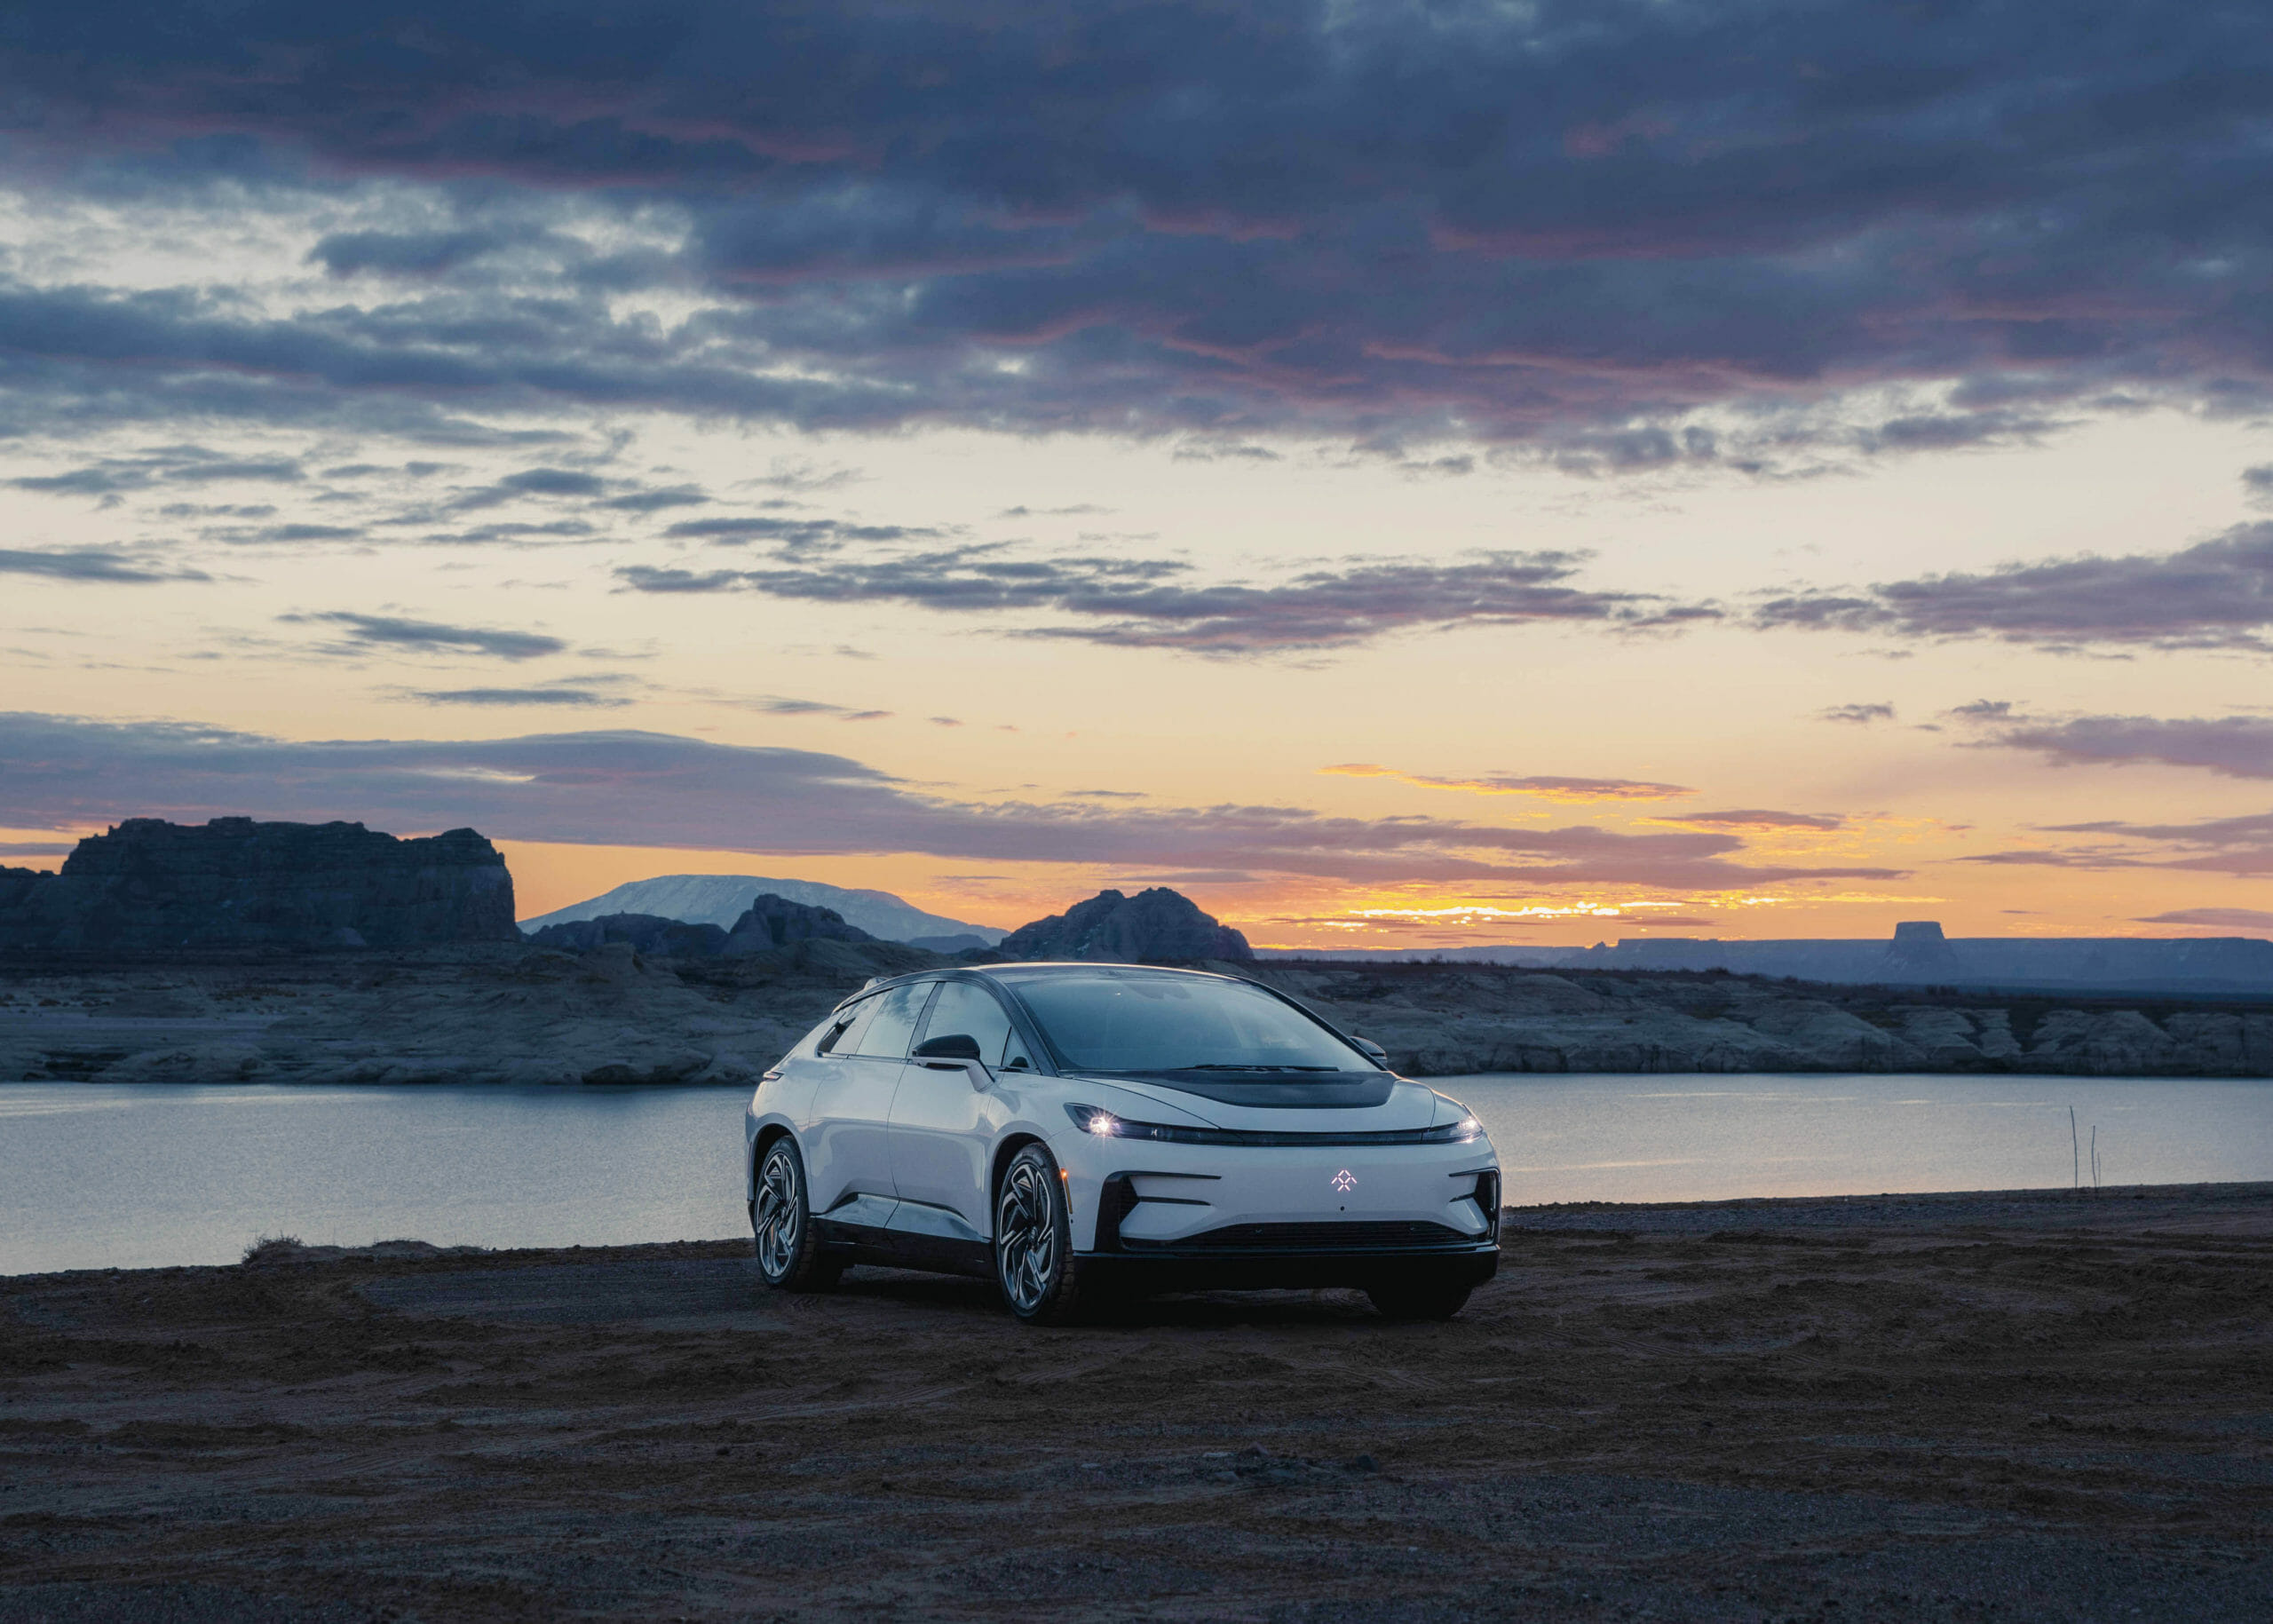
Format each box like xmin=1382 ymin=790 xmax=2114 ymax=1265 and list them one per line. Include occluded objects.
xmin=752 ymin=1137 xmax=842 ymax=1292
xmin=994 ymin=1143 xmax=1096 ymax=1325
xmin=1366 ymin=1271 xmax=1473 ymax=1321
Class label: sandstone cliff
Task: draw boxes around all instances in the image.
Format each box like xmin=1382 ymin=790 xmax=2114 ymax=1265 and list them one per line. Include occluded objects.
xmin=0 ymin=819 xmax=517 ymax=952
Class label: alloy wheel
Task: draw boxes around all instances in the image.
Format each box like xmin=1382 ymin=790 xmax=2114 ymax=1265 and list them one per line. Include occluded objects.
xmin=754 ymin=1142 xmax=803 ymax=1280
xmin=995 ymin=1155 xmax=1058 ymax=1314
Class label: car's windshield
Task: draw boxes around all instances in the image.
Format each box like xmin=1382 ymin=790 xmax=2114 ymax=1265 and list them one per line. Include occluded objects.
xmin=1014 ymin=970 xmax=1368 ymax=1073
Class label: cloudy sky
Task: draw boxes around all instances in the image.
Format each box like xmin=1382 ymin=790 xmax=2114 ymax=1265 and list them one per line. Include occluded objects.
xmin=5 ymin=0 xmax=2273 ymax=945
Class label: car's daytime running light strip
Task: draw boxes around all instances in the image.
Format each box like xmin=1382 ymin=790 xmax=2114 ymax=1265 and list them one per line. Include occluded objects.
xmin=1065 ymin=1103 xmax=1482 ymax=1147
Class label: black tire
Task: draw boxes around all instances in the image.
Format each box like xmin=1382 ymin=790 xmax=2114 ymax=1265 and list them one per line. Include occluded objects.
xmin=993 ymin=1143 xmax=1097 ymax=1325
xmin=1366 ymin=1272 xmax=1473 ymax=1321
xmin=751 ymin=1137 xmax=842 ymax=1293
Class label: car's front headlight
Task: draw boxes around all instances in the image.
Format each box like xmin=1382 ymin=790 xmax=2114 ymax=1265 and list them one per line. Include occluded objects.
xmin=1439 ymin=1113 xmax=1485 ymax=1144
xmin=1065 ymin=1103 xmax=1123 ymax=1136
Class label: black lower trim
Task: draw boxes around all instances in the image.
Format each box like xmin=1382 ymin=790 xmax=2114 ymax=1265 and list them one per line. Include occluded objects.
xmin=812 ymin=1214 xmax=994 ymax=1278
xmin=1123 ymin=1218 xmax=1470 ymax=1252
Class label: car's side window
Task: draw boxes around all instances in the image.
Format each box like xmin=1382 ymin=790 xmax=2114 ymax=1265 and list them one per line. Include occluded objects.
xmin=852 ymin=980 xmax=936 ymax=1058
xmin=919 ymin=980 xmax=1018 ymax=1066
xmin=815 ymin=995 xmax=878 ymax=1057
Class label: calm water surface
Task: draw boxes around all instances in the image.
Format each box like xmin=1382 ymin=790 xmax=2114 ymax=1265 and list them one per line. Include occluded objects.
xmin=4 ymin=1073 xmax=2269 ymax=1274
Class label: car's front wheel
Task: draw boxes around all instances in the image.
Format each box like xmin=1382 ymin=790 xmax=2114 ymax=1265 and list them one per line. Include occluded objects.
xmin=994 ymin=1143 xmax=1096 ymax=1325
xmin=751 ymin=1137 xmax=841 ymax=1292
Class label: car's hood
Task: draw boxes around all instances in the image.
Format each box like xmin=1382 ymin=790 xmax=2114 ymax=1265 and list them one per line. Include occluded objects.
xmin=1060 ymin=1072 xmax=1445 ymax=1134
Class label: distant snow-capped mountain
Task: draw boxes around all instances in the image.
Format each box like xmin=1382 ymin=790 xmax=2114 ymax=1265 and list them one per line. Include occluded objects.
xmin=517 ymin=873 xmax=1004 ymax=947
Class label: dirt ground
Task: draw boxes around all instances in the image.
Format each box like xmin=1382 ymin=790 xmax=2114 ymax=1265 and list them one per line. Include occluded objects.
xmin=3 ymin=1184 xmax=2268 ymax=1623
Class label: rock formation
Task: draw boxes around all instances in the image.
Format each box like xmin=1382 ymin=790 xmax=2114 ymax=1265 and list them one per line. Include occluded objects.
xmin=525 ymin=913 xmax=730 ymax=958
xmin=517 ymin=872 xmax=1003 ymax=945
xmin=995 ymin=887 xmax=1253 ymax=963
xmin=719 ymin=893 xmax=875 ymax=955
xmin=0 ymin=818 xmax=517 ymax=953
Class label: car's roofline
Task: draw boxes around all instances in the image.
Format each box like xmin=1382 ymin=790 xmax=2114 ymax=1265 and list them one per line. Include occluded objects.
xmin=847 ymin=960 xmax=1250 ymax=999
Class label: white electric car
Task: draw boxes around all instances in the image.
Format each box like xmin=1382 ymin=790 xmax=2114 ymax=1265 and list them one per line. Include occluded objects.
xmin=743 ymin=963 xmax=1501 ymax=1323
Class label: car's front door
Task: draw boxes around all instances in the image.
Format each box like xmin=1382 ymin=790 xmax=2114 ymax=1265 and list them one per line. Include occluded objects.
xmin=888 ymin=978 xmax=1021 ymax=1263
xmin=803 ymin=980 xmax=935 ymax=1235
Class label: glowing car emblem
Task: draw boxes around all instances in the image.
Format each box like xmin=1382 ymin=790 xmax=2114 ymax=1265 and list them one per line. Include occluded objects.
xmin=1331 ymin=1168 xmax=1357 ymax=1193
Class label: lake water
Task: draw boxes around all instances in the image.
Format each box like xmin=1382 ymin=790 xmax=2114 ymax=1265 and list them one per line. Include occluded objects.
xmin=4 ymin=1073 xmax=2269 ymax=1275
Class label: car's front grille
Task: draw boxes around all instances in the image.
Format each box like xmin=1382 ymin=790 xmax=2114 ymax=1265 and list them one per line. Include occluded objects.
xmin=1121 ymin=1220 xmax=1472 ymax=1252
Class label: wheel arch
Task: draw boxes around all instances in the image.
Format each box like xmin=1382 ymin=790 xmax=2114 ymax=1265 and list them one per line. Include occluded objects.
xmin=988 ymin=1130 xmax=1047 ymax=1218
xmin=750 ymin=1121 xmax=795 ymax=1198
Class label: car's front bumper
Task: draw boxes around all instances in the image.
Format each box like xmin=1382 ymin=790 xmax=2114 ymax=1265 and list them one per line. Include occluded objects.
xmin=1053 ymin=1127 xmax=1501 ymax=1292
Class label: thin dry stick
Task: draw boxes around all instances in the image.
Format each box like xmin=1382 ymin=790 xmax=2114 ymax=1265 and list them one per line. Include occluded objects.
xmin=2070 ymin=1105 xmax=2079 ymax=1190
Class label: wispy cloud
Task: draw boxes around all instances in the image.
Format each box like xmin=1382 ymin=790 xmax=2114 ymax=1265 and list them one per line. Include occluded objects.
xmin=1321 ymin=764 xmax=1695 ymax=802
xmin=1759 ymin=524 xmax=2273 ymax=654
xmin=2135 ymin=907 xmax=2273 ymax=931
xmin=1815 ymin=702 xmax=1896 ymax=725
xmin=400 ymin=686 xmax=629 ymax=708
xmin=0 ymin=547 xmax=210 ymax=584
xmin=621 ymin=547 xmax=1711 ymax=655
xmin=281 ymin=612 xmax=567 ymax=661
xmin=1644 ymin=810 xmax=1845 ymax=832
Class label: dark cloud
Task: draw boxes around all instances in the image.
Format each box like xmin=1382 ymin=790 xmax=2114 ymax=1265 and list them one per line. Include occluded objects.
xmin=2134 ymin=907 xmax=2273 ymax=931
xmin=619 ymin=546 xmax=1708 ymax=654
xmin=1646 ymin=810 xmax=1846 ymax=832
xmin=748 ymin=697 xmax=892 ymax=722
xmin=661 ymin=516 xmax=948 ymax=550
xmin=498 ymin=468 xmax=605 ymax=496
xmin=1759 ymin=524 xmax=2273 ymax=654
xmin=309 ymin=226 xmax=547 ymax=279
xmin=0 ymin=712 xmax=1906 ymax=890
xmin=9 ymin=448 xmax=305 ymax=498
xmin=1321 ymin=764 xmax=1693 ymax=802
xmin=5 ymin=4 xmax=2273 ymax=448
xmin=400 ymin=687 xmax=629 ymax=708
xmin=598 ymin=486 xmax=708 ymax=511
xmin=281 ymin=611 xmax=566 ymax=661
xmin=1815 ymin=703 xmax=1896 ymax=725
xmin=0 ymin=547 xmax=209 ymax=583
xmin=1982 ymin=714 xmax=2273 ymax=780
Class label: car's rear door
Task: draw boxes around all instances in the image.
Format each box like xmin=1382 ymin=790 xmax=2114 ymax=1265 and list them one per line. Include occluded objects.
xmin=886 ymin=978 xmax=1021 ymax=1265
xmin=802 ymin=979 xmax=936 ymax=1237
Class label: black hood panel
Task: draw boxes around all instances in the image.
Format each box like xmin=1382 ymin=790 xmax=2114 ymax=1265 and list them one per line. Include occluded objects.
xmin=1098 ymin=1071 xmax=1398 ymax=1109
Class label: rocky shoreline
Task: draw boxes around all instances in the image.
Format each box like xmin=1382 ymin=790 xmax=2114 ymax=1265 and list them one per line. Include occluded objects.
xmin=4 ymin=943 xmax=2273 ymax=1084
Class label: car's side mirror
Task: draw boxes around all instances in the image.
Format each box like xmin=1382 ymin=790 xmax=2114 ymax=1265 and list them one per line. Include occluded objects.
xmin=914 ymin=1032 xmax=984 ymax=1062
xmin=1352 ymin=1034 xmax=1389 ymax=1066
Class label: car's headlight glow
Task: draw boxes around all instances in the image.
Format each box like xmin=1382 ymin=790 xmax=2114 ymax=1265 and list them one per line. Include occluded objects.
xmin=1065 ymin=1103 xmax=1121 ymax=1136
xmin=1449 ymin=1114 xmax=1484 ymax=1143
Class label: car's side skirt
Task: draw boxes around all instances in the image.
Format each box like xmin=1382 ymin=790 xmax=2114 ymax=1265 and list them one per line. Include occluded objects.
xmin=808 ymin=1192 xmax=993 ymax=1279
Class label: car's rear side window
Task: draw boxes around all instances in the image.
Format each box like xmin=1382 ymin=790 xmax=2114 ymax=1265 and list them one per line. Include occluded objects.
xmin=852 ymin=980 xmax=935 ymax=1058
xmin=815 ymin=994 xmax=878 ymax=1056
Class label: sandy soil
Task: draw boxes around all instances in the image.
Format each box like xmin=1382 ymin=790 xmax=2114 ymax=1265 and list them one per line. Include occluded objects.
xmin=3 ymin=1184 xmax=2268 ymax=1622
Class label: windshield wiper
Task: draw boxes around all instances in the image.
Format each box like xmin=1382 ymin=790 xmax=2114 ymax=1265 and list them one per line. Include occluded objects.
xmin=1181 ymin=1062 xmax=1342 ymax=1072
